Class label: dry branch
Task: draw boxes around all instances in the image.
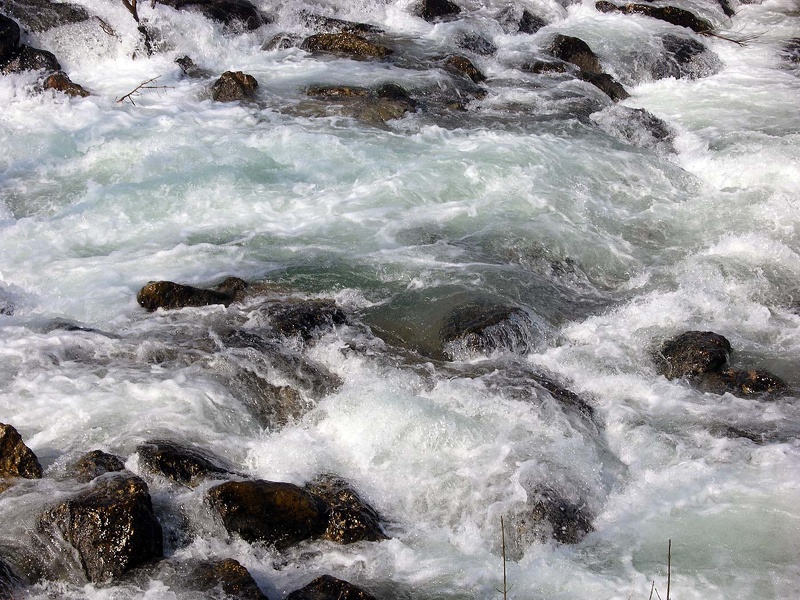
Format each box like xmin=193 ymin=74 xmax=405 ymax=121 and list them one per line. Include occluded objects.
xmin=116 ymin=76 xmax=168 ymax=105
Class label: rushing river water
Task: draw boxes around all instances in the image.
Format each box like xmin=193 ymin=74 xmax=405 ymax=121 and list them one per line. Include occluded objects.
xmin=1 ymin=0 xmax=799 ymax=597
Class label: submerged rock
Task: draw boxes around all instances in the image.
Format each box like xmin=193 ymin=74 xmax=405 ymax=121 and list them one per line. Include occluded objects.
xmin=696 ymin=369 xmax=788 ymax=397
xmin=157 ymin=0 xmax=265 ymax=30
xmin=455 ymin=30 xmax=497 ymax=56
xmin=306 ymin=475 xmax=387 ymax=544
xmin=497 ymin=7 xmax=547 ymax=34
xmin=0 ymin=557 xmax=21 ymax=598
xmin=67 ymin=450 xmax=125 ymax=483
xmin=137 ymin=440 xmax=232 ymax=487
xmin=187 ymin=558 xmax=266 ymax=599
xmin=262 ymin=32 xmax=301 ymax=51
xmin=439 ymin=304 xmax=536 ymax=360
xmin=655 ymin=331 xmax=732 ymax=379
xmin=445 ymin=54 xmax=486 ymax=83
xmin=207 ymin=480 xmax=327 ymax=548
xmin=43 ymin=71 xmax=90 ymax=97
xmin=590 ymin=105 xmax=674 ymax=151
xmin=301 ymin=33 xmax=392 ymax=59
xmin=595 ymin=2 xmax=713 ymax=34
xmin=269 ymin=299 xmax=347 ymax=342
xmin=38 ymin=474 xmax=163 ymax=583
xmin=520 ymin=60 xmax=568 ymax=74
xmin=0 ymin=0 xmax=90 ymax=33
xmin=514 ymin=488 xmax=594 ymax=545
xmin=287 ymin=575 xmax=377 ymax=600
xmin=211 ymin=71 xmax=259 ymax=102
xmin=782 ymin=38 xmax=800 ymax=64
xmin=299 ymin=11 xmax=384 ymax=35
xmin=0 ymin=423 xmax=43 ymax=479
xmin=137 ymin=277 xmax=247 ymax=311
xmin=577 ymin=71 xmax=629 ymax=100
xmin=414 ymin=0 xmax=461 ymax=22
xmin=549 ymin=34 xmax=603 ymax=74
xmin=652 ymin=34 xmax=721 ymax=80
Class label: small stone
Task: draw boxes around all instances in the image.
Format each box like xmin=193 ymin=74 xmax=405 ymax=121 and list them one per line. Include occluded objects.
xmin=211 ymin=71 xmax=259 ymax=102
xmin=445 ymin=54 xmax=486 ymax=83
xmin=43 ymin=72 xmax=90 ymax=97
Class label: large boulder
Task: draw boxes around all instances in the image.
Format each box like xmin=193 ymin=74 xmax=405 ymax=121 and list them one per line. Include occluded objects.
xmin=136 ymin=440 xmax=233 ymax=487
xmin=306 ymin=475 xmax=387 ymax=544
xmin=37 ymin=474 xmax=163 ymax=583
xmin=0 ymin=0 xmax=90 ymax=32
xmin=652 ymin=34 xmax=721 ymax=80
xmin=207 ymin=480 xmax=328 ymax=549
xmin=286 ymin=575 xmax=377 ymax=600
xmin=414 ymin=0 xmax=461 ymax=22
xmin=549 ymin=35 xmax=603 ymax=74
xmin=655 ymin=331 xmax=732 ymax=379
xmin=439 ymin=304 xmax=536 ymax=360
xmin=136 ymin=277 xmax=247 ymax=310
xmin=595 ymin=2 xmax=713 ymax=34
xmin=67 ymin=450 xmax=125 ymax=483
xmin=301 ymin=33 xmax=392 ymax=59
xmin=211 ymin=71 xmax=259 ymax=102
xmin=157 ymin=0 xmax=265 ymax=30
xmin=0 ymin=423 xmax=42 ymax=479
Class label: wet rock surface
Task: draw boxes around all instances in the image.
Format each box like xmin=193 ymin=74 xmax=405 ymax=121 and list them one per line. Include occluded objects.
xmin=37 ymin=474 xmax=163 ymax=583
xmin=549 ymin=35 xmax=603 ymax=74
xmin=414 ymin=0 xmax=461 ymax=22
xmin=595 ymin=2 xmax=713 ymax=33
xmin=286 ymin=574 xmax=378 ymax=600
xmin=136 ymin=440 xmax=233 ymax=487
xmin=696 ymin=369 xmax=788 ymax=398
xmin=137 ymin=278 xmax=247 ymax=310
xmin=440 ymin=304 xmax=536 ymax=360
xmin=445 ymin=54 xmax=487 ymax=83
xmin=652 ymin=34 xmax=721 ymax=80
xmin=655 ymin=331 xmax=732 ymax=379
xmin=157 ymin=0 xmax=265 ymax=30
xmin=0 ymin=0 xmax=90 ymax=32
xmin=187 ymin=558 xmax=266 ymax=599
xmin=301 ymin=32 xmax=392 ymax=59
xmin=299 ymin=11 xmax=383 ymax=35
xmin=590 ymin=105 xmax=674 ymax=151
xmin=0 ymin=423 xmax=42 ymax=480
xmin=43 ymin=71 xmax=90 ymax=97
xmin=513 ymin=488 xmax=594 ymax=546
xmin=1 ymin=43 xmax=60 ymax=74
xmin=211 ymin=71 xmax=259 ymax=102
xmin=0 ymin=13 xmax=20 ymax=64
xmin=577 ymin=71 xmax=629 ymax=100
xmin=306 ymin=475 xmax=387 ymax=544
xmin=67 ymin=450 xmax=125 ymax=483
xmin=0 ymin=557 xmax=20 ymax=598
xmin=269 ymin=299 xmax=347 ymax=342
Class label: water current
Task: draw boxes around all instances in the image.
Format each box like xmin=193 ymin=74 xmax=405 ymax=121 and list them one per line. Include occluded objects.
xmin=0 ymin=0 xmax=799 ymax=597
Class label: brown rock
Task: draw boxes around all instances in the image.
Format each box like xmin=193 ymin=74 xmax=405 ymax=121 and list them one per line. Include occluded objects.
xmin=549 ymin=34 xmax=603 ymax=74
xmin=43 ymin=72 xmax=90 ymax=97
xmin=188 ymin=558 xmax=265 ymax=599
xmin=207 ymin=480 xmax=327 ymax=548
xmin=37 ymin=474 xmax=163 ymax=583
xmin=67 ymin=450 xmax=125 ymax=483
xmin=697 ymin=369 xmax=788 ymax=398
xmin=595 ymin=2 xmax=713 ymax=33
xmin=306 ymin=475 xmax=387 ymax=544
xmin=0 ymin=423 xmax=42 ymax=479
xmin=301 ymin=33 xmax=392 ymax=59
xmin=445 ymin=54 xmax=486 ymax=83
xmin=0 ymin=44 xmax=60 ymax=75
xmin=211 ymin=71 xmax=258 ymax=102
xmin=655 ymin=331 xmax=732 ymax=379
xmin=137 ymin=440 xmax=232 ymax=487
xmin=286 ymin=575 xmax=377 ymax=600
xmin=269 ymin=299 xmax=347 ymax=342
xmin=137 ymin=278 xmax=246 ymax=311
xmin=577 ymin=71 xmax=629 ymax=100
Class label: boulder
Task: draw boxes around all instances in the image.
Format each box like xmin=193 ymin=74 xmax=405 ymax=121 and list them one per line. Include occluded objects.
xmin=595 ymin=2 xmax=713 ymax=34
xmin=157 ymin=0 xmax=265 ymax=30
xmin=590 ymin=105 xmax=675 ymax=151
xmin=300 ymin=33 xmax=392 ymax=59
xmin=0 ymin=0 xmax=90 ymax=33
xmin=577 ymin=71 xmax=629 ymax=100
xmin=0 ymin=423 xmax=42 ymax=479
xmin=37 ymin=474 xmax=163 ymax=583
xmin=444 ymin=54 xmax=486 ymax=83
xmin=187 ymin=558 xmax=265 ymax=599
xmin=696 ymin=369 xmax=788 ymax=398
xmin=306 ymin=475 xmax=387 ymax=544
xmin=67 ymin=450 xmax=125 ymax=483
xmin=655 ymin=331 xmax=732 ymax=379
xmin=207 ymin=480 xmax=328 ymax=548
xmin=136 ymin=440 xmax=232 ymax=487
xmin=286 ymin=575 xmax=377 ymax=600
xmin=439 ymin=304 xmax=535 ymax=360
xmin=0 ymin=14 xmax=20 ymax=64
xmin=43 ymin=71 xmax=90 ymax=97
xmin=136 ymin=277 xmax=247 ymax=310
xmin=414 ymin=0 xmax=461 ymax=22
xmin=211 ymin=71 xmax=258 ymax=102
xmin=0 ymin=44 xmax=60 ymax=74
xmin=269 ymin=299 xmax=347 ymax=342
xmin=549 ymin=34 xmax=602 ymax=74
xmin=652 ymin=34 xmax=721 ymax=80
xmin=455 ymin=31 xmax=497 ymax=56
xmin=299 ymin=11 xmax=384 ymax=35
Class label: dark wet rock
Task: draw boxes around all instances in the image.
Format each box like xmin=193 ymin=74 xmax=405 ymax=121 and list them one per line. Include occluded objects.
xmin=299 ymin=11 xmax=384 ymax=35
xmin=38 ymin=474 xmax=163 ymax=584
xmin=157 ymin=0 xmax=265 ymax=31
xmin=577 ymin=71 xmax=629 ymax=100
xmin=302 ymin=84 xmax=415 ymax=123
xmin=301 ymin=33 xmax=392 ymax=59
xmin=520 ymin=60 xmax=568 ymax=74
xmin=0 ymin=0 xmax=90 ymax=33
xmin=1 ymin=44 xmax=60 ymax=74
xmin=716 ymin=0 xmax=735 ymax=17
xmin=269 ymin=299 xmax=347 ymax=342
xmin=306 ymin=85 xmax=369 ymax=99
xmin=455 ymin=30 xmax=497 ymax=56
xmin=595 ymin=2 xmax=713 ymax=34
xmin=262 ymin=32 xmax=301 ymax=51
xmin=0 ymin=557 xmax=21 ymax=598
xmin=207 ymin=480 xmax=328 ymax=548
xmin=175 ymin=55 xmax=212 ymax=78
xmin=287 ymin=575 xmax=377 ymax=600
xmin=498 ymin=7 xmax=547 ymax=34
xmin=549 ymin=34 xmax=602 ymax=74
xmin=375 ymin=82 xmax=416 ymax=106
xmin=187 ymin=558 xmax=266 ymax=599
xmin=439 ymin=304 xmax=536 ymax=360
xmin=511 ymin=488 xmax=593 ymax=548
xmin=518 ymin=9 xmax=547 ymax=34
xmin=306 ymin=475 xmax=387 ymax=544
xmin=708 ymin=424 xmax=766 ymax=444
xmin=414 ymin=0 xmax=461 ymax=22
xmin=590 ymin=105 xmax=675 ymax=151
xmin=0 ymin=14 xmax=20 ymax=64
xmin=137 ymin=440 xmax=232 ymax=487
xmin=43 ymin=71 xmax=90 ymax=97
xmin=211 ymin=70 xmax=258 ymax=102
xmin=696 ymin=369 xmax=788 ymax=398
xmin=655 ymin=331 xmax=732 ymax=379
xmin=782 ymin=38 xmax=800 ymax=64
xmin=652 ymin=33 xmax=721 ymax=80
xmin=67 ymin=450 xmax=125 ymax=483
xmin=0 ymin=423 xmax=42 ymax=479
xmin=445 ymin=54 xmax=486 ymax=83
xmin=137 ymin=277 xmax=247 ymax=311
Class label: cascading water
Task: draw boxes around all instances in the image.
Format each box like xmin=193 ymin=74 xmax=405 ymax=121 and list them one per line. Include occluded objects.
xmin=0 ymin=0 xmax=798 ymax=597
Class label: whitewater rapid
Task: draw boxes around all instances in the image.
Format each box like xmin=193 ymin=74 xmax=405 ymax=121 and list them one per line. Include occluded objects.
xmin=1 ymin=0 xmax=799 ymax=598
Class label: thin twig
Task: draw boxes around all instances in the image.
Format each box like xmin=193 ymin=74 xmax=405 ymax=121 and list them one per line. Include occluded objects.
xmin=666 ymin=539 xmax=671 ymax=600
xmin=116 ymin=76 xmax=168 ymax=105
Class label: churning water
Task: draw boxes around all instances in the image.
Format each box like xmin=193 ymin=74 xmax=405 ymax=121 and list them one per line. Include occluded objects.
xmin=0 ymin=0 xmax=799 ymax=597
